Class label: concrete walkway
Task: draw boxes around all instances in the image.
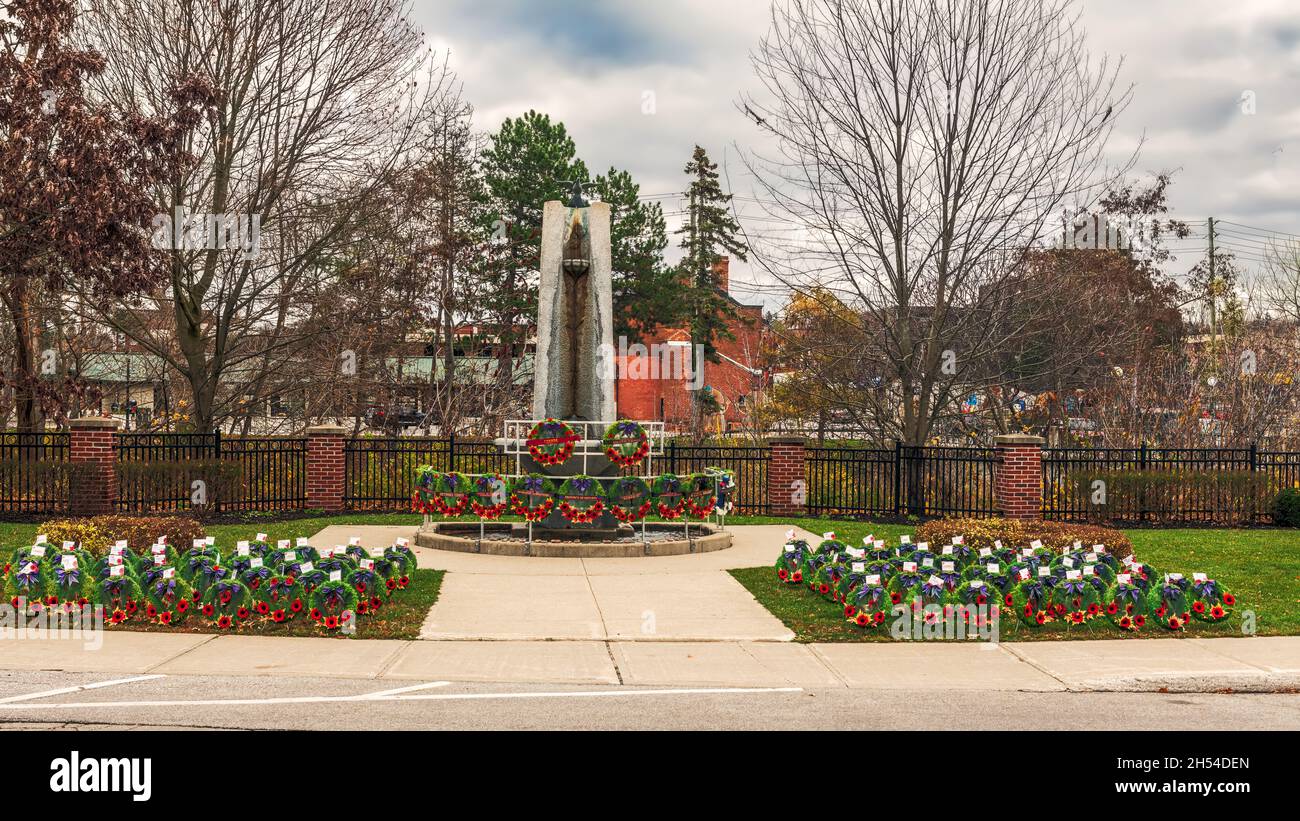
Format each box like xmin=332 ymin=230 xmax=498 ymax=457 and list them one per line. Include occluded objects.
xmin=5 ymin=632 xmax=1300 ymax=692
xmin=309 ymin=523 xmax=802 ymax=641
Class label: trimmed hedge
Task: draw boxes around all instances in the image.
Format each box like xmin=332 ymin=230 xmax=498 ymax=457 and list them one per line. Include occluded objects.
xmin=1271 ymin=488 xmax=1300 ymax=527
xmin=36 ymin=514 xmax=206 ymax=557
xmin=915 ymin=518 xmax=1133 ymax=563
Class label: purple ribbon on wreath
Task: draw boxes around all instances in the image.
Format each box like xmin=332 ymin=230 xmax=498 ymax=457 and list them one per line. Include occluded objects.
xmin=1116 ymin=584 xmax=1143 ymax=605
xmin=15 ymin=565 xmax=40 ymax=589
xmin=570 ymin=477 xmax=594 ymax=495
xmin=1192 ymin=579 xmax=1218 ymax=598
xmin=152 ymin=576 xmax=178 ymax=599
xmin=53 ymin=566 xmax=81 ymax=588
xmin=920 ymin=580 xmax=945 ymax=600
xmin=1160 ymin=583 xmax=1183 ymax=601
xmin=321 ymin=585 xmax=346 ymax=609
xmin=853 ymin=584 xmax=885 ymax=607
xmin=1061 ymin=578 xmax=1087 ymax=597
xmin=1023 ymin=581 xmax=1048 ymax=606
xmin=102 ymin=577 xmax=129 ymax=599
xmin=896 ymin=573 xmax=920 ymax=590
xmin=213 ymin=580 xmax=243 ymax=600
xmin=939 ymin=571 xmax=961 ymax=590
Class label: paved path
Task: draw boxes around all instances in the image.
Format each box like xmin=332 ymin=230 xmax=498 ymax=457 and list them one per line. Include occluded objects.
xmin=309 ymin=522 xmax=803 ymax=641
xmin=5 ymin=631 xmax=1300 ymax=692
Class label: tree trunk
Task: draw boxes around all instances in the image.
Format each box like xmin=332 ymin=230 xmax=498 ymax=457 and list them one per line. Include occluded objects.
xmin=7 ymin=276 xmax=42 ymax=432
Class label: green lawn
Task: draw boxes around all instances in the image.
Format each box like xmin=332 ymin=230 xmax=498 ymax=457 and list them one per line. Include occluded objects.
xmin=730 ymin=518 xmax=1300 ymax=642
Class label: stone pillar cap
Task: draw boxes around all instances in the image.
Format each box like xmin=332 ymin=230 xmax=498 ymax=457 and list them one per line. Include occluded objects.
xmin=69 ymin=416 xmax=120 ymax=430
xmin=306 ymin=424 xmax=348 ymax=435
xmin=994 ymin=433 xmax=1045 ymax=446
xmin=766 ymin=435 xmax=807 ymax=445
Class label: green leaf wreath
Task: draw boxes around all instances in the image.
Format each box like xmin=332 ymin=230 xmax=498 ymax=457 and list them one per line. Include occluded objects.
xmin=470 ymin=473 xmax=510 ymax=519
xmin=509 ymin=474 xmax=557 ymax=521
xmin=526 ymin=418 xmax=578 ymax=466
xmin=557 ymin=475 xmax=605 ymax=524
xmin=601 ymin=419 xmax=649 ymax=468
xmin=653 ymin=473 xmax=686 ymax=520
xmin=606 ymin=475 xmax=652 ymax=522
xmin=685 ymin=472 xmax=717 ymax=518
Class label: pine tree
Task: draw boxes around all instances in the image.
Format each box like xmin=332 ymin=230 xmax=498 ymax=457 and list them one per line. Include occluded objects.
xmin=677 ymin=145 xmax=748 ymax=363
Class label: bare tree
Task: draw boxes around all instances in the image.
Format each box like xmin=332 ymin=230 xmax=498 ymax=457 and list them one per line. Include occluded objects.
xmin=72 ymin=0 xmax=461 ymax=431
xmin=740 ymin=0 xmax=1133 ymax=445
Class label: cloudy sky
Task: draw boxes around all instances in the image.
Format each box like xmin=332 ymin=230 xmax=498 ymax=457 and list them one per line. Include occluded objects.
xmin=411 ymin=0 xmax=1300 ymax=308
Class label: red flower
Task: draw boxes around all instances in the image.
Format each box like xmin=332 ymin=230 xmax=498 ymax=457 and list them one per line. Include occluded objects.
xmin=146 ymin=603 xmax=157 ymax=617
xmin=1034 ymin=611 xmax=1047 ymax=625
xmin=1106 ymin=602 xmax=1118 ymax=615
xmin=291 ymin=598 xmax=303 ymax=612
xmin=844 ymin=604 xmax=856 ymax=618
xmin=323 ymin=616 xmax=340 ymax=629
xmin=236 ymin=607 xmax=251 ymax=620
xmin=356 ymin=582 xmax=367 ymax=593
xmin=976 ymin=594 xmax=987 ymax=605
xmin=1118 ymin=616 xmax=1132 ymax=629
xmin=818 ymin=583 xmax=830 ymax=595
xmin=386 ymin=578 xmax=397 ymax=591
xmin=399 ymin=576 xmax=410 ymax=588
xmin=45 ymin=595 xmax=57 ymax=605
xmin=217 ymin=615 xmax=233 ymax=629
xmin=219 ymin=591 xmax=232 ymax=605
xmin=1155 ymin=606 xmax=1167 ymax=618
xmin=370 ymin=596 xmax=381 ymax=609
xmin=177 ymin=599 xmax=189 ymax=613
xmin=255 ymin=602 xmax=270 ymax=615
xmin=1192 ymin=601 xmax=1206 ymax=614
xmin=249 ymin=579 xmax=261 ymax=590
xmin=1023 ymin=604 xmax=1033 ymax=617
xmin=1053 ymin=604 xmax=1066 ymax=616
xmin=1135 ymin=615 xmax=1146 ymax=627
xmin=1070 ymin=612 xmax=1085 ymax=624
xmin=126 ymin=601 xmax=138 ymax=614
xmin=1087 ymin=603 xmax=1101 ymax=616
xmin=1223 ymin=593 xmax=1236 ymax=606
xmin=890 ymin=592 xmax=902 ymax=604
xmin=854 ymin=611 xmax=870 ymax=626
xmin=791 ymin=572 xmax=802 ymax=583
xmin=272 ymin=610 xmax=287 ymax=622
xmin=873 ymin=611 xmax=885 ymax=624
xmin=191 ymin=590 xmax=201 ymax=601
xmin=1004 ymin=594 xmax=1014 ymax=606
xmin=309 ymin=608 xmax=322 ymax=621
xmin=285 ymin=575 xmax=296 ymax=585
xmin=110 ymin=610 xmax=125 ymax=624
xmin=1211 ymin=605 xmax=1225 ymax=619
xmin=159 ymin=611 xmax=173 ymax=624
xmin=202 ymin=604 xmax=215 ymax=616
xmin=1125 ymin=603 xmax=1134 ymax=614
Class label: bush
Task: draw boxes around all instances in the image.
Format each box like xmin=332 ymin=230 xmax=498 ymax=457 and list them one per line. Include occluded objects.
xmin=1271 ymin=488 xmax=1300 ymax=527
xmin=914 ymin=518 xmax=1133 ymax=563
xmin=36 ymin=514 xmax=206 ymax=557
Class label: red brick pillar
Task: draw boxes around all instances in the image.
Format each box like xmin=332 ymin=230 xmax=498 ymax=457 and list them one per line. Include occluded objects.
xmin=306 ymin=425 xmax=347 ymax=513
xmin=69 ymin=417 xmax=120 ymax=516
xmin=994 ymin=434 xmax=1044 ymax=520
xmin=767 ymin=436 xmax=807 ymax=517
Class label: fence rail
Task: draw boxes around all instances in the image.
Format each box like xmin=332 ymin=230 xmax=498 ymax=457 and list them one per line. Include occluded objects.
xmin=115 ymin=433 xmax=306 ymax=513
xmin=667 ymin=442 xmax=769 ymax=515
xmin=805 ymin=443 xmax=999 ymax=518
xmin=0 ymin=432 xmax=70 ymax=514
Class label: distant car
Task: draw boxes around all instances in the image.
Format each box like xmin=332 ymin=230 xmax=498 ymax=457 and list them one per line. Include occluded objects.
xmin=365 ymin=406 xmax=426 ymax=432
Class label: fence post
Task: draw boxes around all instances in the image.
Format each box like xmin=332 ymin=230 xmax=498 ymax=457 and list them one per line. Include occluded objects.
xmin=306 ymin=425 xmax=347 ymax=513
xmin=993 ymin=433 xmax=1044 ymax=520
xmin=893 ymin=440 xmax=902 ymax=515
xmin=767 ymin=436 xmax=806 ymax=517
xmin=69 ymin=417 xmax=120 ymax=516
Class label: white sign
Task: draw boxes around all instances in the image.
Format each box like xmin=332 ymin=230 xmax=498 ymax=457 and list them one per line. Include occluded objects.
xmin=903 ymin=562 xmax=917 ymax=573
xmin=970 ymin=580 xmax=984 ymax=588
xmin=953 ymin=536 xmax=964 ymax=545
xmin=986 ymin=563 xmax=999 ymax=573
xmin=941 ymin=561 xmax=955 ymax=573
xmin=1193 ymin=572 xmax=1208 ymax=583
xmin=851 ymin=562 xmax=866 ymax=573
xmin=162 ymin=567 xmax=175 ymax=579
xmin=1083 ymin=565 xmax=1095 ymax=576
xmin=921 ymin=558 xmax=934 ymax=568
xmin=35 ymin=533 xmax=47 ymax=544
xmin=360 ymin=559 xmax=374 ymax=570
xmin=865 ymin=574 xmax=881 ymax=585
xmin=285 ymin=551 xmax=297 ymax=562
xmin=296 ymin=538 xmax=308 ymax=547
xmin=301 ymin=562 xmax=314 ymax=573
xmin=329 ymin=570 xmax=342 ymax=582
xmin=927 ymin=574 xmax=943 ymax=586
xmin=349 ymin=536 xmax=362 ymax=546
xmin=979 ymin=548 xmax=992 ymax=557
xmin=110 ymin=565 xmax=125 ymax=577
xmin=256 ymin=533 xmax=268 ymax=542
xmin=250 ymin=558 xmax=263 ymax=569
xmin=1030 ymin=540 xmax=1043 ymax=550
xmin=1118 ymin=573 xmax=1132 ymax=585
xmin=395 ymin=537 xmax=409 ymax=547
xmin=31 ymin=545 xmax=46 ymax=557
xmin=278 ymin=540 xmax=291 ymax=549
xmin=237 ymin=541 xmax=250 ymax=556
xmin=1066 ymin=569 xmax=1082 ymax=580
xmin=900 ymin=535 xmax=911 ymax=544
xmin=61 ymin=555 xmax=77 ymax=570
xmin=1037 ymin=566 xmax=1050 ymax=577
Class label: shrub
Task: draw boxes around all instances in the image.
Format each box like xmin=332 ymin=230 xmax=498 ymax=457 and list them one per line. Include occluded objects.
xmin=914 ymin=518 xmax=1133 ymax=563
xmin=36 ymin=514 xmax=206 ymax=557
xmin=1271 ymin=488 xmax=1300 ymax=527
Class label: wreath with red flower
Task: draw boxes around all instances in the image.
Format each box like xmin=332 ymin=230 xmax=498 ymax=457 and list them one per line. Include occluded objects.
xmin=1152 ymin=575 xmax=1193 ymax=630
xmin=606 ymin=476 xmax=652 ymax=522
xmin=952 ymin=580 xmax=1000 ymax=631
xmin=96 ymin=575 xmax=144 ymax=617
xmin=384 ymin=544 xmax=418 ymax=576
xmin=774 ymin=539 xmax=811 ymax=585
xmin=412 ymin=466 xmax=441 ymax=514
xmin=1009 ymin=577 xmax=1055 ymax=627
xmin=652 ymin=473 xmax=686 ymax=520
xmin=845 ymin=580 xmax=891 ymax=628
xmin=469 ymin=473 xmax=510 ymax=519
xmin=1189 ymin=576 xmax=1235 ymax=623
xmin=1106 ymin=578 xmax=1153 ymax=631
xmin=202 ymin=579 xmax=255 ymax=628
xmin=426 ymin=472 xmax=469 ymax=517
xmin=144 ymin=573 xmax=194 ymax=624
xmin=4 ymin=556 xmax=46 ymax=615
xmin=46 ymin=556 xmax=94 ymax=605
xmin=309 ymin=580 xmax=359 ymax=630
xmin=526 ymin=418 xmax=579 ymax=466
xmin=257 ymin=574 xmax=304 ymax=620
xmin=1050 ymin=573 xmax=1105 ymax=626
xmin=508 ymin=474 xmax=557 ymax=521
xmin=557 ymin=475 xmax=605 ymax=524
xmin=601 ymin=419 xmax=649 ymax=468
xmin=685 ymin=473 xmax=718 ymax=518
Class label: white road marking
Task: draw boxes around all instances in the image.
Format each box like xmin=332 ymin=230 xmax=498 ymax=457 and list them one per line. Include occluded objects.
xmin=0 ymin=685 xmax=802 ymax=710
xmin=0 ymin=674 xmax=167 ymax=705
xmin=351 ymin=681 xmax=450 ymax=699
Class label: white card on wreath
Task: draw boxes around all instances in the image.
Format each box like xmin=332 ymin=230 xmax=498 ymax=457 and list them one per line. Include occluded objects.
xmin=329 ymin=570 xmax=342 ymax=582
xmin=986 ymin=563 xmax=999 ymax=573
xmin=35 ymin=533 xmax=47 ymax=544
xmin=941 ymin=545 xmax=953 ymax=555
xmin=927 ymin=574 xmax=943 ymax=586
xmin=1063 ymin=557 xmax=1074 ymax=568
xmin=256 ymin=533 xmax=268 ymax=542
xmin=278 ymin=539 xmax=291 ymax=549
xmin=1038 ymin=566 xmax=1051 ymax=577
xmin=917 ymin=541 xmax=929 ymax=551
xmin=61 ymin=554 xmax=77 ymax=570
xmin=784 ymin=543 xmax=797 ymax=553
xmin=250 ymin=558 xmax=263 ymax=568
xmin=921 ymin=557 xmax=934 ymax=567
xmin=237 ymin=541 xmax=250 ymax=556
xmin=108 ymin=554 xmax=123 ymax=566
xmin=301 ymin=562 xmax=314 ymax=573
xmin=24 ymin=562 xmax=38 ymax=574
xmin=874 ymin=540 xmax=885 ymax=549
xmin=205 ymin=536 xmax=216 ymax=546
xmin=847 ymin=547 xmax=865 ymax=558
xmin=1030 ymin=540 xmax=1043 ymax=550
xmin=942 ymin=561 xmax=955 ymax=573
xmin=1085 ymin=552 xmax=1098 ymax=562
xmin=1066 ymin=569 xmax=1082 ymax=579
xmin=114 ymin=539 xmax=128 ymax=550
xmin=979 ymin=547 xmax=992 ymax=557
xmin=63 ymin=540 xmax=75 ymax=550
xmin=971 ymin=579 xmax=984 ymax=588
xmin=193 ymin=539 xmax=205 ymax=548
xmin=153 ymin=554 xmax=165 ymax=565
xmin=994 ymin=540 xmax=1003 ymax=550
xmin=1021 ymin=548 xmax=1033 ymax=557
xmin=151 ymin=543 xmax=166 ymax=554
xmin=903 ymin=561 xmax=917 ymax=572
xmin=162 ymin=567 xmax=175 ymax=578
xmin=395 ymin=537 xmax=409 ymax=547
xmin=110 ymin=565 xmax=125 ymax=577
xmin=1193 ymin=572 xmax=1208 ymax=583
xmin=361 ymin=559 xmax=374 ymax=570
xmin=852 ymin=562 xmax=866 ymax=573
xmin=953 ymin=536 xmax=965 ymax=545
xmin=1118 ymin=573 xmax=1132 ymax=584
xmin=1083 ymin=565 xmax=1095 ymax=576
xmin=1094 ymin=544 xmax=1107 ymax=553
xmin=1018 ymin=568 xmax=1030 ymax=580
xmin=349 ymin=536 xmax=362 ymax=546
xmin=285 ymin=551 xmax=297 ymax=562
xmin=865 ymin=574 xmax=880 ymax=585
xmin=900 ymin=535 xmax=911 ymax=544
xmin=31 ymin=545 xmax=46 ymax=557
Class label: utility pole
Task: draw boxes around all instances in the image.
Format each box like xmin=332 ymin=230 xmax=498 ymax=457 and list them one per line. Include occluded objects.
xmin=1208 ymin=216 xmax=1218 ymax=348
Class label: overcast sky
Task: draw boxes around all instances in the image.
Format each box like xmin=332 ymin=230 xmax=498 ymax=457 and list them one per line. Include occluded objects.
xmin=411 ymin=0 xmax=1300 ymax=309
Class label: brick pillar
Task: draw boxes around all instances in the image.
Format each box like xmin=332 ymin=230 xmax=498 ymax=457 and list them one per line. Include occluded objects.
xmin=306 ymin=425 xmax=347 ymax=513
xmin=994 ymin=434 xmax=1044 ymax=520
xmin=69 ymin=417 xmax=119 ymax=516
xmin=767 ymin=436 xmax=807 ymax=517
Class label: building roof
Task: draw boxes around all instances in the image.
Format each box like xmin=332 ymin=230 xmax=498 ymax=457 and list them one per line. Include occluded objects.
xmin=383 ymin=354 xmax=534 ymax=385
xmin=76 ymin=353 xmax=168 ymax=383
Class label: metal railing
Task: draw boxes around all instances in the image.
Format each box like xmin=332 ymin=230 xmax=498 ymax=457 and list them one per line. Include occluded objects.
xmin=0 ymin=432 xmax=70 ymax=514
xmin=806 ymin=442 xmax=999 ymax=518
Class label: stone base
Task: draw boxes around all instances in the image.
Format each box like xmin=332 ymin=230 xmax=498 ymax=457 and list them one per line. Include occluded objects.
xmin=415 ymin=521 xmax=733 ymax=558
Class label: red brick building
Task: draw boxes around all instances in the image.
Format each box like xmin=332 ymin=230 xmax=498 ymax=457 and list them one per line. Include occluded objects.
xmin=615 ymin=258 xmax=768 ymax=432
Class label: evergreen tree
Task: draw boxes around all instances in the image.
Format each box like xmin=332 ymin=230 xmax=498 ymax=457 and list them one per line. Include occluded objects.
xmin=592 ymin=168 xmax=679 ymax=341
xmin=677 ymin=145 xmax=748 ymax=363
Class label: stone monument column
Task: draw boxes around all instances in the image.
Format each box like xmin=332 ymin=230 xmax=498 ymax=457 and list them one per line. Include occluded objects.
xmin=533 ymin=199 xmax=616 ymax=422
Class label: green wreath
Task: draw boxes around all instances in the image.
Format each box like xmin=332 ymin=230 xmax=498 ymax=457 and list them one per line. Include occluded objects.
xmin=601 ymin=419 xmax=649 ymax=468
xmin=309 ymin=580 xmax=360 ymax=631
xmin=557 ymin=475 xmax=605 ymax=524
xmin=526 ymin=418 xmax=578 ymax=466
xmin=431 ymin=472 xmax=471 ymax=516
xmin=47 ymin=556 xmax=94 ymax=605
xmin=509 ymin=474 xmax=557 ymax=521
xmin=1189 ymin=576 xmax=1236 ymax=623
xmin=97 ymin=574 xmax=144 ymax=623
xmin=1009 ymin=577 xmax=1055 ymax=627
xmin=144 ymin=572 xmax=195 ymax=625
xmin=1152 ymin=575 xmax=1193 ymax=631
xmin=1105 ymin=577 xmax=1153 ymax=631
xmin=653 ymin=473 xmax=686 ymax=520
xmin=606 ymin=476 xmax=652 ymax=522
xmin=467 ymin=473 xmax=509 ymax=519
xmin=1050 ymin=573 xmax=1105 ymax=626
xmin=813 ymin=560 xmax=848 ymax=602
xmin=685 ymin=473 xmax=717 ymax=518
xmin=5 ymin=558 xmax=46 ymax=613
xmin=412 ymin=466 xmax=441 ymax=514
xmin=200 ymin=579 xmax=255 ymax=629
xmin=257 ymin=574 xmax=306 ymax=623
xmin=844 ymin=580 xmax=891 ymax=628
xmin=774 ymin=539 xmax=811 ymax=584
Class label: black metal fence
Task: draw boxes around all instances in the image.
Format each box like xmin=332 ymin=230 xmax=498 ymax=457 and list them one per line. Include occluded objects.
xmin=667 ymin=442 xmax=769 ymax=515
xmin=806 ymin=443 xmax=999 ymax=517
xmin=0 ymin=432 xmax=70 ymax=514
xmin=116 ymin=433 xmax=306 ymax=513
xmin=1042 ymin=445 xmax=1295 ymax=524
xmin=344 ymin=437 xmax=450 ymax=509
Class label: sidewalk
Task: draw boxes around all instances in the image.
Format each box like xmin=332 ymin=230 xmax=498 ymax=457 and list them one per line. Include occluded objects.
xmin=310 ymin=522 xmax=803 ymax=641
xmin=5 ymin=632 xmax=1300 ymax=692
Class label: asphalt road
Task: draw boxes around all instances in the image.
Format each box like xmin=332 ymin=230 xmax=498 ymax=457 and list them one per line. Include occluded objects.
xmin=2 ymin=670 xmax=1300 ymax=730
